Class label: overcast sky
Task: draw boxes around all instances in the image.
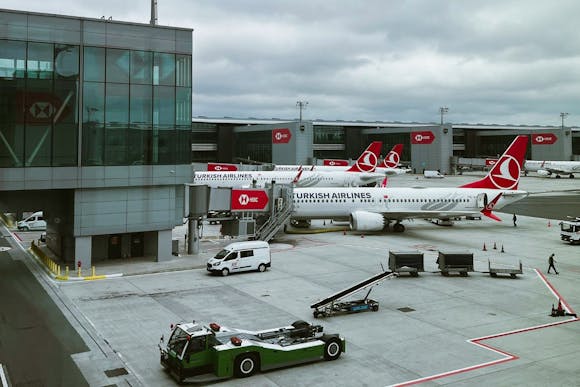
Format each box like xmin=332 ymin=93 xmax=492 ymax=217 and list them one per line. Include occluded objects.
xmin=4 ymin=1 xmax=580 ymax=126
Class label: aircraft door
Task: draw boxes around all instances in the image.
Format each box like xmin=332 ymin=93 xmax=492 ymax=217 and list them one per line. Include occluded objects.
xmin=476 ymin=193 xmax=488 ymax=209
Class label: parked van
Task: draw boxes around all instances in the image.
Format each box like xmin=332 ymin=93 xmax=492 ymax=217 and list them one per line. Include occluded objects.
xmin=17 ymin=211 xmax=46 ymax=231
xmin=207 ymin=241 xmax=271 ymax=276
xmin=424 ymin=170 xmax=444 ymax=178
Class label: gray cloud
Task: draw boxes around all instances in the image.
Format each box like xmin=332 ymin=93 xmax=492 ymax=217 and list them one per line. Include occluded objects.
xmin=3 ymin=0 xmax=580 ymax=126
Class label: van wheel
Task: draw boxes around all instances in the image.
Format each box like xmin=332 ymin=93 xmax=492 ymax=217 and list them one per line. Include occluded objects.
xmin=258 ymin=264 xmax=266 ymax=272
xmin=221 ymin=268 xmax=229 ymax=277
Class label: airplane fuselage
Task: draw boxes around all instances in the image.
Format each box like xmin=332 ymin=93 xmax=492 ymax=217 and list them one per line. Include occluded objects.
xmin=291 ymin=187 xmax=528 ymax=220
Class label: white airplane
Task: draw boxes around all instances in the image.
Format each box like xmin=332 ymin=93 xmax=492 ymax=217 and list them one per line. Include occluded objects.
xmin=290 ymin=135 xmax=529 ymax=232
xmin=192 ymin=168 xmax=386 ymax=188
xmin=524 ymin=160 xmax=580 ymax=178
xmin=273 ymin=141 xmax=384 ymax=173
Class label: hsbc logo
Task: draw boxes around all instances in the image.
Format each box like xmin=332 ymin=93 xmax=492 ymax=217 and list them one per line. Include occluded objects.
xmin=411 ymin=131 xmax=435 ymax=144
xmin=29 ymin=102 xmax=56 ymax=119
xmin=238 ymin=194 xmax=250 ymax=206
xmin=329 ymin=161 xmax=336 ymax=166
xmin=532 ymin=133 xmax=557 ymax=145
xmin=272 ymin=128 xmax=292 ymax=144
xmin=231 ymin=189 xmax=269 ymax=211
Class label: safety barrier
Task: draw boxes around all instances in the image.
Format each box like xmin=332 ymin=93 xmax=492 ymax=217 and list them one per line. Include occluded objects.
xmin=29 ymin=241 xmax=105 ymax=281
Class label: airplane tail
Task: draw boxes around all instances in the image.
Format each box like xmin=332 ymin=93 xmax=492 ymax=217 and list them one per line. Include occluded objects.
xmin=460 ymin=135 xmax=528 ymax=190
xmin=346 ymin=141 xmax=382 ymax=172
xmin=381 ymin=144 xmax=403 ymax=168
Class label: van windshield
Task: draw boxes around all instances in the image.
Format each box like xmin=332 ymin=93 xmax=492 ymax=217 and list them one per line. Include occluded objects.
xmin=214 ymin=249 xmax=230 ymax=260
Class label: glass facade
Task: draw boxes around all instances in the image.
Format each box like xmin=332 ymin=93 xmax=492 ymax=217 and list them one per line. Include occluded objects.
xmin=0 ymin=11 xmax=192 ymax=168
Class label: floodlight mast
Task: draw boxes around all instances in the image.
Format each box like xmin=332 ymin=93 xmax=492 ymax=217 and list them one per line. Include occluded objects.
xmin=150 ymin=0 xmax=158 ymax=25
xmin=439 ymin=106 xmax=449 ymax=125
xmin=297 ymin=100 xmax=309 ymax=124
xmin=560 ymin=112 xmax=569 ymax=130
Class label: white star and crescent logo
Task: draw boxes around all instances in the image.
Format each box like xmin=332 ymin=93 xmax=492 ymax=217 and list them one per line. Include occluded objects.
xmin=490 ymin=155 xmax=521 ymax=189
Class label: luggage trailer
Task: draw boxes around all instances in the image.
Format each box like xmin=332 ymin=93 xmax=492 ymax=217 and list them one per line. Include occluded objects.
xmin=311 ymin=271 xmax=397 ymax=318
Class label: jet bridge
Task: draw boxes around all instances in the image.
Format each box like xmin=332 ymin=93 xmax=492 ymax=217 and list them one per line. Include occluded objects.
xmin=311 ymin=270 xmax=397 ymax=318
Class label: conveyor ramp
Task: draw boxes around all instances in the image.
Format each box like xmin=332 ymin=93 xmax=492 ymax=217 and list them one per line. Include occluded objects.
xmin=310 ymin=270 xmax=395 ymax=310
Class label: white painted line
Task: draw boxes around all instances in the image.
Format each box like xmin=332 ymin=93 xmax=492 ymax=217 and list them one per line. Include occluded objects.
xmin=0 ymin=364 xmax=9 ymax=387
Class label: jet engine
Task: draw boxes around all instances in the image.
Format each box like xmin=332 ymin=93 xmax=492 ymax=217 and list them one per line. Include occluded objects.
xmin=537 ymin=169 xmax=551 ymax=177
xmin=349 ymin=211 xmax=385 ymax=231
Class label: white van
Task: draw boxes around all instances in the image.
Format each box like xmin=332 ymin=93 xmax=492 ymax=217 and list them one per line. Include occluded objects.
xmin=17 ymin=211 xmax=46 ymax=231
xmin=207 ymin=241 xmax=271 ymax=276
xmin=424 ymin=170 xmax=445 ymax=178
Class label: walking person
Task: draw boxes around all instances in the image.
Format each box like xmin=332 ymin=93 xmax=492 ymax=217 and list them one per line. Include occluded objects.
xmin=547 ymin=253 xmax=559 ymax=274
xmin=513 ymin=213 xmax=517 ymax=227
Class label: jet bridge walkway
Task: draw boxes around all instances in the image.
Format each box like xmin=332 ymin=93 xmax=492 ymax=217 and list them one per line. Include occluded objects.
xmin=311 ymin=270 xmax=397 ymax=318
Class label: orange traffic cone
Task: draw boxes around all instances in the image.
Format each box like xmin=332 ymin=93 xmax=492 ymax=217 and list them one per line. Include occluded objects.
xmin=483 ymin=243 xmax=487 ymax=251
xmin=548 ymin=220 xmax=551 ymax=228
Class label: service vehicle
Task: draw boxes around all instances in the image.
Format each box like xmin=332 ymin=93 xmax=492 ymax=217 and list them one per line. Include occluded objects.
xmin=17 ymin=211 xmax=46 ymax=231
xmin=206 ymin=240 xmax=271 ymax=276
xmin=159 ymin=320 xmax=345 ymax=383
xmin=560 ymin=217 xmax=580 ymax=244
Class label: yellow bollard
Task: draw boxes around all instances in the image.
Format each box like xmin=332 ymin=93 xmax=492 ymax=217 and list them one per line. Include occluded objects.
xmin=92 ymin=266 xmax=95 ymax=277
xmin=78 ymin=267 xmax=81 ymax=277
xmin=57 ymin=266 xmax=61 ymax=276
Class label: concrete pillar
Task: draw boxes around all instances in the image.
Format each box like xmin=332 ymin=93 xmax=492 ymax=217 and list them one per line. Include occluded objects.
xmin=75 ymin=236 xmax=92 ymax=270
xmin=157 ymin=229 xmax=172 ymax=262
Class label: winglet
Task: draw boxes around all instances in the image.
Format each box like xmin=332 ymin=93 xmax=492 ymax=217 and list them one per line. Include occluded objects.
xmin=480 ymin=192 xmax=503 ymax=221
xmin=381 ymin=144 xmax=403 ymax=168
xmin=460 ymin=135 xmax=528 ymax=190
xmin=346 ymin=141 xmax=382 ymax=172
xmin=293 ymin=169 xmax=303 ymax=184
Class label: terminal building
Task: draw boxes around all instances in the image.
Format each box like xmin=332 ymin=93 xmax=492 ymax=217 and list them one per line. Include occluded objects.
xmin=0 ymin=9 xmax=192 ymax=266
xmin=192 ymin=117 xmax=579 ymax=174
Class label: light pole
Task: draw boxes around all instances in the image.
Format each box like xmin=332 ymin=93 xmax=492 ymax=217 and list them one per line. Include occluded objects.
xmin=439 ymin=106 xmax=449 ymax=125
xmin=560 ymin=112 xmax=569 ymax=130
xmin=297 ymin=100 xmax=308 ymax=124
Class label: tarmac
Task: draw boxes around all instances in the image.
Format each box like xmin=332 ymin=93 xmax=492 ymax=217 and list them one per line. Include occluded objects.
xmin=8 ymin=172 xmax=580 ymax=386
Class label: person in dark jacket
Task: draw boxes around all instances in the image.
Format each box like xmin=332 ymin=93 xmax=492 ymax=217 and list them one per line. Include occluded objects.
xmin=547 ymin=253 xmax=558 ymax=274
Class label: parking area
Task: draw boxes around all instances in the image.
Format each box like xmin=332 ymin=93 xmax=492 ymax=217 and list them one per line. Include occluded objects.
xmin=56 ymin=212 xmax=579 ymax=386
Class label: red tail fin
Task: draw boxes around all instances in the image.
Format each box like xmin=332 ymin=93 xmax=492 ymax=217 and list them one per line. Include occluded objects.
xmin=346 ymin=141 xmax=382 ymax=172
xmin=460 ymin=135 xmax=528 ymax=190
xmin=480 ymin=192 xmax=503 ymax=221
xmin=381 ymin=144 xmax=403 ymax=168
xmin=293 ymin=169 xmax=303 ymax=184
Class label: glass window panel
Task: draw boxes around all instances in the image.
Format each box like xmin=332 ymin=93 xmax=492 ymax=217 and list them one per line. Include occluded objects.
xmin=0 ymin=77 xmax=25 ymax=166
xmin=27 ymin=15 xmax=81 ymax=44
xmin=175 ymin=87 xmax=191 ymax=126
xmin=104 ymin=123 xmax=128 ymax=166
xmin=153 ymin=127 xmax=175 ymax=165
xmin=128 ymin=124 xmax=151 ymax=165
xmin=83 ymin=82 xmax=105 ymax=124
xmin=82 ymin=21 xmax=106 ymax=46
xmin=83 ymin=47 xmax=105 ymax=82
xmin=82 ymin=123 xmax=104 ymax=166
xmin=175 ymin=55 xmax=191 ymax=87
xmin=105 ymin=83 xmax=129 ymax=124
xmin=153 ymin=52 xmax=174 ymax=86
xmin=106 ymin=48 xmax=130 ymax=83
xmin=24 ymin=79 xmax=53 ymax=167
xmin=53 ymin=123 xmax=77 ymax=166
xmin=153 ymin=85 xmax=174 ymax=126
xmin=0 ymin=39 xmax=26 ymax=78
xmin=174 ymin=128 xmax=191 ymax=164
xmin=130 ymin=84 xmax=152 ymax=125
xmin=54 ymin=44 xmax=79 ymax=80
xmin=0 ymin=11 xmax=28 ymax=40
xmin=175 ymin=30 xmax=193 ymax=54
xmin=27 ymin=42 xmax=53 ymax=80
xmin=130 ymin=50 xmax=152 ymax=84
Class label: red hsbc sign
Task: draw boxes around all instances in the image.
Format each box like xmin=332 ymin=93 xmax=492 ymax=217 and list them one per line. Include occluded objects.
xmin=485 ymin=159 xmax=498 ymax=166
xmin=411 ymin=131 xmax=435 ymax=144
xmin=231 ymin=189 xmax=269 ymax=211
xmin=532 ymin=133 xmax=558 ymax=145
xmin=208 ymin=162 xmax=238 ymax=171
xmin=272 ymin=128 xmax=292 ymax=144
xmin=323 ymin=159 xmax=349 ymax=166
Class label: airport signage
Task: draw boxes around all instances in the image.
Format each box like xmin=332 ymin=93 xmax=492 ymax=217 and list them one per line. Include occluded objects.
xmin=207 ymin=162 xmax=238 ymax=171
xmin=323 ymin=159 xmax=349 ymax=166
xmin=485 ymin=159 xmax=498 ymax=166
xmin=532 ymin=133 xmax=557 ymax=145
xmin=231 ymin=189 xmax=269 ymax=211
xmin=272 ymin=128 xmax=292 ymax=144
xmin=410 ymin=131 xmax=435 ymax=144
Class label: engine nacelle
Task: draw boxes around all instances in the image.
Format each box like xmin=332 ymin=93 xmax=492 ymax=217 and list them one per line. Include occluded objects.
xmin=349 ymin=211 xmax=385 ymax=231
xmin=537 ymin=169 xmax=551 ymax=177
